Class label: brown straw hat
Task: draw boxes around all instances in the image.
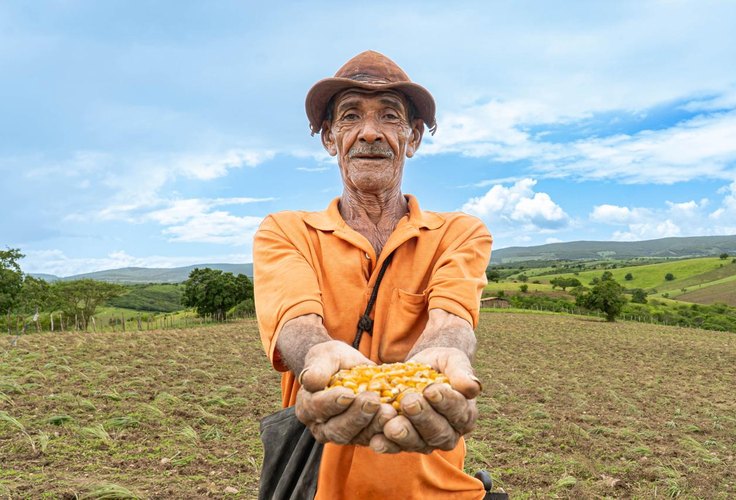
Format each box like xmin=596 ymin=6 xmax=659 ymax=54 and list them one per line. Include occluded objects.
xmin=305 ymin=50 xmax=437 ymax=136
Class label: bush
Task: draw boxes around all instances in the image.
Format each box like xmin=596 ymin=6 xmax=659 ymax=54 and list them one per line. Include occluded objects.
xmin=519 ymin=284 xmax=528 ymax=293
xmin=631 ymin=289 xmax=648 ymax=304
xmin=229 ymin=298 xmax=256 ymax=317
xmin=624 ymin=273 xmax=633 ymax=281
xmin=665 ymin=273 xmax=675 ymax=281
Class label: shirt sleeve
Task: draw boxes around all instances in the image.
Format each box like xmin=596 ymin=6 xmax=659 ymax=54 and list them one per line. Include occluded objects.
xmin=253 ymin=215 xmax=324 ymax=371
xmin=426 ymin=217 xmax=492 ymax=328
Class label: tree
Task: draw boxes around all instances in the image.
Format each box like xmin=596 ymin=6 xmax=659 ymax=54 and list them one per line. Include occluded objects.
xmin=719 ymin=253 xmax=729 ymax=260
xmin=549 ymin=277 xmax=581 ymax=291
xmin=183 ymin=268 xmax=254 ymax=320
xmin=485 ymin=269 xmax=501 ymax=283
xmin=517 ymin=273 xmax=529 ymax=283
xmin=630 ymin=288 xmax=648 ymax=304
xmin=519 ymin=284 xmax=528 ymax=293
xmin=51 ymin=280 xmax=126 ymax=328
xmin=1 ymin=248 xmax=25 ymax=315
xmin=665 ymin=273 xmax=675 ymax=281
xmin=576 ymin=273 xmax=627 ymax=322
xmin=624 ymin=273 xmax=633 ymax=281
xmin=17 ymin=276 xmax=51 ymax=314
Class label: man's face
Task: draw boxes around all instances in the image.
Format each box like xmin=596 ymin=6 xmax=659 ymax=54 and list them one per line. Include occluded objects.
xmin=321 ymin=89 xmax=424 ymax=194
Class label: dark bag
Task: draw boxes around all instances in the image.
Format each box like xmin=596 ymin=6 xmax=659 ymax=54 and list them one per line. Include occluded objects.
xmin=258 ymin=406 xmax=323 ymax=500
xmin=258 ymin=253 xmax=394 ymax=500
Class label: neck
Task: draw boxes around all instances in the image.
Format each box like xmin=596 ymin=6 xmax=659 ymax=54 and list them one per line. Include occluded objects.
xmin=339 ymin=188 xmax=408 ymax=256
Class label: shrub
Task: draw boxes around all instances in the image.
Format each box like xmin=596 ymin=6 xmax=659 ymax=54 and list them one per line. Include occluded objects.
xmin=665 ymin=273 xmax=675 ymax=281
xmin=631 ymin=289 xmax=648 ymax=304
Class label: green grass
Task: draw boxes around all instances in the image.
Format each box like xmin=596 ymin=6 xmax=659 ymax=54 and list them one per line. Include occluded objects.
xmin=106 ymin=283 xmax=184 ymax=312
xmin=1 ymin=315 xmax=734 ymax=498
xmin=546 ymin=257 xmax=735 ymax=291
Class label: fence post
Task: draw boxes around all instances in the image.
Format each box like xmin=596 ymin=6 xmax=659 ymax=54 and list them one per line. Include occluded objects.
xmin=121 ymin=314 xmax=125 ymax=333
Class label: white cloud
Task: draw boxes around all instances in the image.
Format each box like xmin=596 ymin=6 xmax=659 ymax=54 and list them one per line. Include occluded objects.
xmin=21 ymin=249 xmax=252 ymax=278
xmin=296 ymin=166 xmax=330 ymax=172
xmin=145 ymin=197 xmax=269 ymax=246
xmin=162 ymin=211 xmax=263 ymax=246
xmin=461 ymin=178 xmax=569 ymax=232
xmin=545 ymin=111 xmax=736 ymax=184
xmin=424 ymin=100 xmax=736 ymax=186
xmin=590 ymin=187 xmax=736 ymax=240
xmin=175 ymin=149 xmax=275 ymax=181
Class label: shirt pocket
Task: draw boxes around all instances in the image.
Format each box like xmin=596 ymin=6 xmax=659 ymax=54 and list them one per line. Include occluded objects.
xmin=379 ymin=288 xmax=428 ymax=363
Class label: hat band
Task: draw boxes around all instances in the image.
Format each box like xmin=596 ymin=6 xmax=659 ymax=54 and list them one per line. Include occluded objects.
xmin=349 ymin=73 xmax=391 ymax=84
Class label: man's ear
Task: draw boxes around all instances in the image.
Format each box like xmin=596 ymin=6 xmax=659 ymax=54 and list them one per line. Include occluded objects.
xmin=320 ymin=121 xmax=338 ymax=157
xmin=405 ymin=119 xmax=425 ymax=158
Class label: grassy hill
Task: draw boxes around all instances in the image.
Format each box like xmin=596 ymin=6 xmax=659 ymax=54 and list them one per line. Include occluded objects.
xmin=1 ymin=314 xmax=734 ymax=498
xmin=491 ymin=234 xmax=736 ymax=264
xmin=106 ymin=283 xmax=185 ymax=312
xmin=36 ymin=263 xmax=253 ymax=283
xmin=543 ymin=257 xmax=736 ymax=294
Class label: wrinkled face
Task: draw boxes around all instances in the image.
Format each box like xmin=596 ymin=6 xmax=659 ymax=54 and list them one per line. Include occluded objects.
xmin=321 ymin=89 xmax=424 ymax=194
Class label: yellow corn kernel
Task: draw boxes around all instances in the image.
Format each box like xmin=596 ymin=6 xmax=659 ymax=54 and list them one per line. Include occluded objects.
xmin=325 ymin=362 xmax=448 ymax=415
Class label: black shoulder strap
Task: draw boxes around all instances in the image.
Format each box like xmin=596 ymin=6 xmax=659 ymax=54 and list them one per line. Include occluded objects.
xmin=352 ymin=252 xmax=394 ymax=350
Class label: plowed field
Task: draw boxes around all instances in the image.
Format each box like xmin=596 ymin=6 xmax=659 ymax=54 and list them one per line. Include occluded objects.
xmin=1 ymin=313 xmax=734 ymax=498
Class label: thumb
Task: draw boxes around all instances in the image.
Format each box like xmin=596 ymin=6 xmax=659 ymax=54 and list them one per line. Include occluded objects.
xmin=439 ymin=355 xmax=482 ymax=400
xmin=300 ymin=340 xmax=374 ymax=392
xmin=412 ymin=347 xmax=482 ymax=399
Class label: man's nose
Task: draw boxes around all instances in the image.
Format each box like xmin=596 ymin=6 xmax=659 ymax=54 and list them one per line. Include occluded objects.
xmin=357 ymin=115 xmax=383 ymax=143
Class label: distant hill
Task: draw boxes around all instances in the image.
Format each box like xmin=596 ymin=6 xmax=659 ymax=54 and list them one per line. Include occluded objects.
xmin=490 ymin=235 xmax=736 ymax=264
xmin=31 ymin=263 xmax=253 ymax=284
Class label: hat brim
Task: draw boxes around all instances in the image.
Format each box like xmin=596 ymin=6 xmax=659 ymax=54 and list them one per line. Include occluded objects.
xmin=305 ymin=77 xmax=436 ymax=135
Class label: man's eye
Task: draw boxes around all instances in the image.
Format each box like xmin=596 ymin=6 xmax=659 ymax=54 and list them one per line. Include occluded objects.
xmin=383 ymin=112 xmax=400 ymax=120
xmin=342 ymin=113 xmax=360 ymax=120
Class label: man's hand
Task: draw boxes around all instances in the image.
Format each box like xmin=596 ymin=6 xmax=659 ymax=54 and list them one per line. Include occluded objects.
xmin=295 ymin=340 xmax=397 ymax=445
xmin=370 ymin=347 xmax=481 ymax=454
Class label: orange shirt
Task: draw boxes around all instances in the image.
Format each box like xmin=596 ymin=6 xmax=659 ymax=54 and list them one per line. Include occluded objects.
xmin=254 ymin=194 xmax=492 ymax=500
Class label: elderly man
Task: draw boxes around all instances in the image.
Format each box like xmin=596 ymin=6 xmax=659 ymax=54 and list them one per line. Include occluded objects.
xmin=254 ymin=51 xmax=492 ymax=499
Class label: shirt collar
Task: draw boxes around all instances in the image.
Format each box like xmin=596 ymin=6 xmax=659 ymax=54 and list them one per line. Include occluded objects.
xmin=303 ymin=194 xmax=445 ymax=231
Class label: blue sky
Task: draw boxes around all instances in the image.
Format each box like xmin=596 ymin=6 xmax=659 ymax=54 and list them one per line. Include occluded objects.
xmin=2 ymin=0 xmax=736 ymax=276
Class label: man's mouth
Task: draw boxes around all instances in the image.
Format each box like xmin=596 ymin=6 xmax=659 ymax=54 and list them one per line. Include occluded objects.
xmin=348 ymin=146 xmax=394 ymax=160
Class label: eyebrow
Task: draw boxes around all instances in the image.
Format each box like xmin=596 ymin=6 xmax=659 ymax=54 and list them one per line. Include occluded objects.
xmin=335 ymin=94 xmax=406 ymax=114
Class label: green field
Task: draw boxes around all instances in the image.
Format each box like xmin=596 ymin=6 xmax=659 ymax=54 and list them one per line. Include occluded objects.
xmin=542 ymin=257 xmax=735 ymax=290
xmin=490 ymin=257 xmax=736 ymax=309
xmin=2 ymin=313 xmax=734 ymax=498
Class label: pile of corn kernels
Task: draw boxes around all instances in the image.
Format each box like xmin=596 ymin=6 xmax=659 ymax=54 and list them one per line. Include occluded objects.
xmin=326 ymin=362 xmax=449 ymax=411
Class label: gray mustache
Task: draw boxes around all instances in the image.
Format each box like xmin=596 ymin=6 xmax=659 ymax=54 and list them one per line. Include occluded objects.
xmin=348 ymin=145 xmax=395 ymax=159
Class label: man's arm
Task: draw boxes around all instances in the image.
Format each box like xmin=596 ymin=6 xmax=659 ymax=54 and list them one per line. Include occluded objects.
xmin=278 ymin=314 xmax=397 ymax=446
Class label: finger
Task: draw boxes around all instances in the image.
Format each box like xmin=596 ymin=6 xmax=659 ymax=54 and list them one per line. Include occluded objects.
xmin=423 ymin=383 xmax=478 ymax=435
xmin=295 ymin=387 xmax=355 ymax=425
xmin=383 ymin=415 xmax=429 ymax=452
xmin=301 ymin=341 xmax=374 ymax=392
xmin=408 ymin=347 xmax=482 ymax=399
xmin=352 ymin=402 xmax=397 ymax=446
xmin=439 ymin=357 xmax=482 ymax=400
xmin=399 ymin=392 xmax=460 ymax=451
xmin=318 ymin=391 xmax=381 ymax=445
xmin=369 ymin=433 xmax=402 ymax=454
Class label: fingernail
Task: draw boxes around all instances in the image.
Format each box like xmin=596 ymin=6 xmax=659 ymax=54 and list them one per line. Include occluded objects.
xmin=470 ymin=374 xmax=483 ymax=391
xmin=337 ymin=394 xmax=355 ymax=406
xmin=425 ymin=388 xmax=443 ymax=404
xmin=395 ymin=427 xmax=408 ymax=439
xmin=374 ymin=444 xmax=386 ymax=454
xmin=404 ymin=401 xmax=422 ymax=416
xmin=362 ymin=400 xmax=379 ymax=413
xmin=378 ymin=414 xmax=391 ymax=426
xmin=298 ymin=368 xmax=309 ymax=385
